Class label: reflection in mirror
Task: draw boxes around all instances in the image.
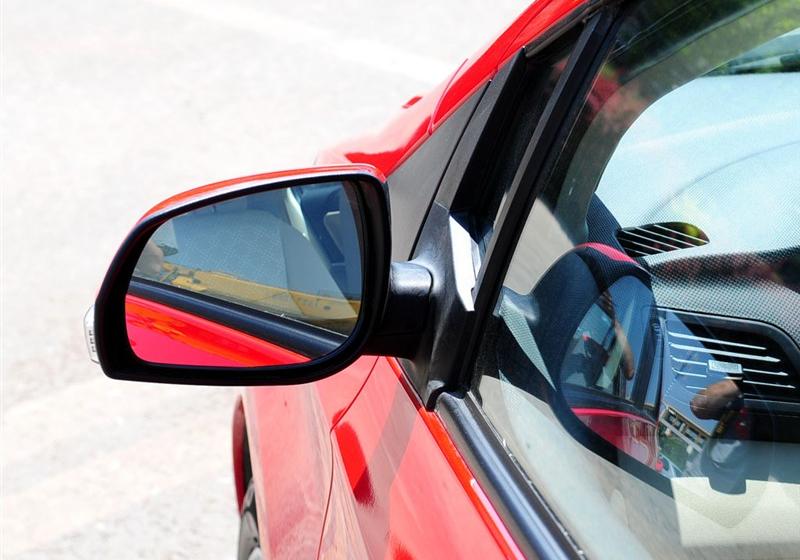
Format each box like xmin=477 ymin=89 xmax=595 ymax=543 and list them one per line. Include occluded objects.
xmin=126 ymin=180 xmax=363 ymax=367
xmin=561 ymin=275 xmax=662 ymax=470
xmin=547 ymin=249 xmax=800 ymax=493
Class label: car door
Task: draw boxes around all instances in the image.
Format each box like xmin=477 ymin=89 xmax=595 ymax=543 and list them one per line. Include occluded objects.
xmin=324 ymin=1 xmax=800 ymax=558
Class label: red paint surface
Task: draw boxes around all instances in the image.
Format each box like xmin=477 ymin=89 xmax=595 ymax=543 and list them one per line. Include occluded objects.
xmin=317 ymin=77 xmax=452 ymax=174
xmin=125 ymin=294 xmax=307 ymax=367
xmin=232 ymin=395 xmax=247 ymax=512
xmin=316 ymin=357 xmax=380 ymax=427
xmin=320 ymin=357 xmax=512 ymax=559
xmin=239 ymin=355 xmax=521 ymax=560
xmin=241 ymin=355 xmax=379 ymax=558
xmin=386 ymin=358 xmax=525 ymax=560
xmin=243 ymin=383 xmax=334 ymax=558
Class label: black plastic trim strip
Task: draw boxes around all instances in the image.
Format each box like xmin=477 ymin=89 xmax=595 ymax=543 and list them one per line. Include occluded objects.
xmin=386 ymin=87 xmax=486 ymax=261
xmin=128 ymin=278 xmax=343 ymax=358
xmin=434 ymin=52 xmax=529 ymax=211
xmin=472 ymin=10 xmax=617 ymax=311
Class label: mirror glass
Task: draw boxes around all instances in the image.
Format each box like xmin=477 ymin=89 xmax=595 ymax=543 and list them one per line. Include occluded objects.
xmin=125 ymin=180 xmax=363 ymax=367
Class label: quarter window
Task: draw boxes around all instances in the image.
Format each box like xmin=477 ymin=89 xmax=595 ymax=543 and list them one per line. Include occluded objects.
xmin=449 ymin=29 xmax=579 ymax=263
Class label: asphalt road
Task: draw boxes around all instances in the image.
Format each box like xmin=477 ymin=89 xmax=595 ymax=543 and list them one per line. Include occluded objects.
xmin=1 ymin=1 xmax=527 ymax=558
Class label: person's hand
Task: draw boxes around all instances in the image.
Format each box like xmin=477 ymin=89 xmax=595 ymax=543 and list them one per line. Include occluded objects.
xmin=690 ymin=379 xmax=742 ymax=420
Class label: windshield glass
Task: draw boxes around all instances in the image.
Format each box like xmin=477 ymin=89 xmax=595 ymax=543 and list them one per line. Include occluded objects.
xmin=709 ymin=28 xmax=800 ymax=75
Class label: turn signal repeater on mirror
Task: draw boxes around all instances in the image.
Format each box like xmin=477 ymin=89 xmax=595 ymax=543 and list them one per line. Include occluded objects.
xmin=84 ymin=305 xmax=99 ymax=363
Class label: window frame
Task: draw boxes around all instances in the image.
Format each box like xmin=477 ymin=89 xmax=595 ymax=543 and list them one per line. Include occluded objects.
xmin=389 ymin=2 xmax=626 ymax=557
xmin=434 ymin=5 xmax=623 ymax=554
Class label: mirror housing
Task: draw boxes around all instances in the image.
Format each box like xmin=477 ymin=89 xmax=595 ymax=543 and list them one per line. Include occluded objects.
xmin=93 ymin=166 xmax=392 ymax=385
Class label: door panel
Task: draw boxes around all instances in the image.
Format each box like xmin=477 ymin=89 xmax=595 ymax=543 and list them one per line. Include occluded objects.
xmin=317 ymin=356 xmax=380 ymax=427
xmin=244 ymin=383 xmax=333 ymax=558
xmin=242 ymin=356 xmax=377 ymax=558
xmin=320 ymin=357 xmax=506 ymax=559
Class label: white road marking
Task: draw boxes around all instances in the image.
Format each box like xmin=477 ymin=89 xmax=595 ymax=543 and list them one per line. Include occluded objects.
xmin=144 ymin=0 xmax=455 ymax=84
xmin=2 ymin=377 xmax=199 ymax=465
xmin=2 ymin=415 xmax=230 ymax=556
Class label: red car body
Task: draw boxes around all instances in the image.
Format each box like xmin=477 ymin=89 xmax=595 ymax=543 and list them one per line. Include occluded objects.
xmin=125 ymin=1 xmax=622 ymax=557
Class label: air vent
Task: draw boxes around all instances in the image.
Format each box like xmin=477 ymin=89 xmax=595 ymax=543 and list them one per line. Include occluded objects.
xmin=664 ymin=311 xmax=800 ymax=404
xmin=617 ymin=222 xmax=709 ymax=258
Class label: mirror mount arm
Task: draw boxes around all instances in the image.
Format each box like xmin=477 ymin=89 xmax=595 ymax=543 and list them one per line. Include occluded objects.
xmin=362 ymin=261 xmax=432 ymax=359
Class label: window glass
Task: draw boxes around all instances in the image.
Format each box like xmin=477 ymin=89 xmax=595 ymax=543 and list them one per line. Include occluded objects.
xmin=473 ymin=1 xmax=800 ymax=558
xmin=132 ymin=182 xmax=362 ymax=335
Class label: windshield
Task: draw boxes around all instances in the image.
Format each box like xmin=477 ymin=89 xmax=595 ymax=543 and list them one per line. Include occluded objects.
xmin=709 ymin=27 xmax=800 ymax=74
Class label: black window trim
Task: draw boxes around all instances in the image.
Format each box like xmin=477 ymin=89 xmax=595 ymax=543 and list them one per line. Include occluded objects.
xmin=467 ymin=6 xmax=621 ymax=358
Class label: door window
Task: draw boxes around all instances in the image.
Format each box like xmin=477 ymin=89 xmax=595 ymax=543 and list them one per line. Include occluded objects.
xmin=472 ymin=1 xmax=800 ymax=557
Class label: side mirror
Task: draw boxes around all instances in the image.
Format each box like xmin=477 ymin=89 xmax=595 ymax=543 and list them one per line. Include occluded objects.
xmin=91 ymin=166 xmax=391 ymax=385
